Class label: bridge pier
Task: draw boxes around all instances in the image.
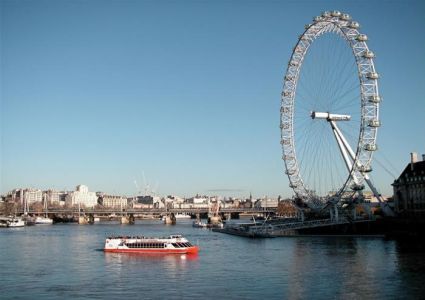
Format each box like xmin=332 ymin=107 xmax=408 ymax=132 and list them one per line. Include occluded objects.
xmin=164 ymin=213 xmax=176 ymax=225
xmin=120 ymin=214 xmax=135 ymax=225
xmin=330 ymin=205 xmax=339 ymax=222
xmin=78 ymin=216 xmax=90 ymax=225
xmin=297 ymin=209 xmax=305 ymax=222
xmin=208 ymin=215 xmax=222 ymax=225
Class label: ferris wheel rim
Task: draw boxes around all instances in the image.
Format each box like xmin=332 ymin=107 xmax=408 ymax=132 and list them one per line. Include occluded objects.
xmin=280 ymin=11 xmax=381 ymax=209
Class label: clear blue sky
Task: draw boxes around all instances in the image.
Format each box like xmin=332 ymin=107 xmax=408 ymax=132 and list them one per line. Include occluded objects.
xmin=1 ymin=0 xmax=424 ymax=197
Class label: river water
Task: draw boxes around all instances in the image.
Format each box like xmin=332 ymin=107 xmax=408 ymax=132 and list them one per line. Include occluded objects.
xmin=1 ymin=220 xmax=424 ymax=299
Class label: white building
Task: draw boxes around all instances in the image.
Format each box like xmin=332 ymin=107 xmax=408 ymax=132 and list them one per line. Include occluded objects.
xmin=255 ymin=197 xmax=279 ymax=208
xmin=65 ymin=185 xmax=98 ymax=208
xmin=5 ymin=188 xmax=43 ymax=205
xmin=23 ymin=189 xmax=43 ymax=205
xmin=193 ymin=196 xmax=208 ymax=205
xmin=44 ymin=190 xmax=67 ymax=206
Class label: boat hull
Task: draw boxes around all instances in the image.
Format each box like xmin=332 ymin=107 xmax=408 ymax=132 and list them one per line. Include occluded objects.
xmin=104 ymin=246 xmax=199 ymax=254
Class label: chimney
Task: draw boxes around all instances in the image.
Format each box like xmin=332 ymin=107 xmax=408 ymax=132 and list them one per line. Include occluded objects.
xmin=411 ymin=152 xmax=418 ymax=171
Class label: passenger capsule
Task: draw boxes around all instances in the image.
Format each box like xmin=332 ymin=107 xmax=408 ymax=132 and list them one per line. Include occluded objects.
xmin=366 ymin=72 xmax=379 ymax=79
xmin=365 ymin=144 xmax=378 ymax=151
xmin=313 ymin=16 xmax=322 ymax=22
xmin=359 ymin=165 xmax=372 ymax=173
xmin=283 ymin=91 xmax=292 ymax=97
xmin=356 ymin=34 xmax=368 ymax=41
xmin=289 ymin=183 xmax=298 ymax=188
xmin=281 ymin=123 xmax=290 ymax=130
xmin=368 ymin=119 xmax=381 ymax=127
xmin=331 ymin=10 xmax=341 ymax=17
xmin=285 ymin=75 xmax=295 ymax=81
xmin=349 ymin=21 xmax=360 ymax=29
xmin=285 ymin=169 xmax=296 ymax=175
xmin=322 ymin=11 xmax=331 ymax=17
xmin=305 ymin=24 xmax=311 ymax=30
xmin=289 ymin=60 xmax=299 ymax=67
xmin=340 ymin=13 xmax=351 ymax=21
xmin=363 ymin=50 xmax=375 ymax=58
xmin=368 ymin=95 xmax=381 ymax=103
xmin=281 ymin=106 xmax=290 ymax=113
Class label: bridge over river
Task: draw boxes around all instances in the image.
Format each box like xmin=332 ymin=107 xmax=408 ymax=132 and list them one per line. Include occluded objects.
xmin=23 ymin=207 xmax=277 ymax=220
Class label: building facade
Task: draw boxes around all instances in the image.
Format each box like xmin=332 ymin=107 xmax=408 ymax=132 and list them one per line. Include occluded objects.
xmin=5 ymin=188 xmax=43 ymax=205
xmin=99 ymin=195 xmax=128 ymax=208
xmin=392 ymin=153 xmax=425 ymax=216
xmin=44 ymin=190 xmax=67 ymax=206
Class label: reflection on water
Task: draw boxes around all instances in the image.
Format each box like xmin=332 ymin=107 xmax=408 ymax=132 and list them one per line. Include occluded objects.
xmin=104 ymin=252 xmax=199 ymax=278
xmin=104 ymin=252 xmax=198 ymax=263
xmin=1 ymin=223 xmax=424 ymax=299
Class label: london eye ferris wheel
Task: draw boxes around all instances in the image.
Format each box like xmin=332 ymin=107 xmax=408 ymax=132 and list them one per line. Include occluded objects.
xmin=280 ymin=11 xmax=385 ymax=211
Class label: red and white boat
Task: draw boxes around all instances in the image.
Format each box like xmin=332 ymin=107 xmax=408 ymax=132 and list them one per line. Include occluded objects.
xmin=104 ymin=235 xmax=199 ymax=254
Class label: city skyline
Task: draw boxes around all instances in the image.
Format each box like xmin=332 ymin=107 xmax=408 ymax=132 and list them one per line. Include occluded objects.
xmin=1 ymin=0 xmax=425 ymax=198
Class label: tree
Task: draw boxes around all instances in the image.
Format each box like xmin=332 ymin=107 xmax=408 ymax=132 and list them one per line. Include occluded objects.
xmin=0 ymin=201 xmax=18 ymax=216
xmin=277 ymin=200 xmax=297 ymax=217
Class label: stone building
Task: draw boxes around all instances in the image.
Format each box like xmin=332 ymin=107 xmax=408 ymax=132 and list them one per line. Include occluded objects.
xmin=98 ymin=194 xmax=128 ymax=208
xmin=65 ymin=185 xmax=98 ymax=208
xmin=392 ymin=152 xmax=425 ymax=216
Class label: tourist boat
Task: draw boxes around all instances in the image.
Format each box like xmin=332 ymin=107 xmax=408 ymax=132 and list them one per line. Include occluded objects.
xmin=104 ymin=235 xmax=199 ymax=254
xmin=161 ymin=213 xmax=191 ymax=221
xmin=1 ymin=217 xmax=26 ymax=228
xmin=192 ymin=220 xmax=208 ymax=228
xmin=174 ymin=213 xmax=191 ymax=219
xmin=35 ymin=216 xmax=53 ymax=225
